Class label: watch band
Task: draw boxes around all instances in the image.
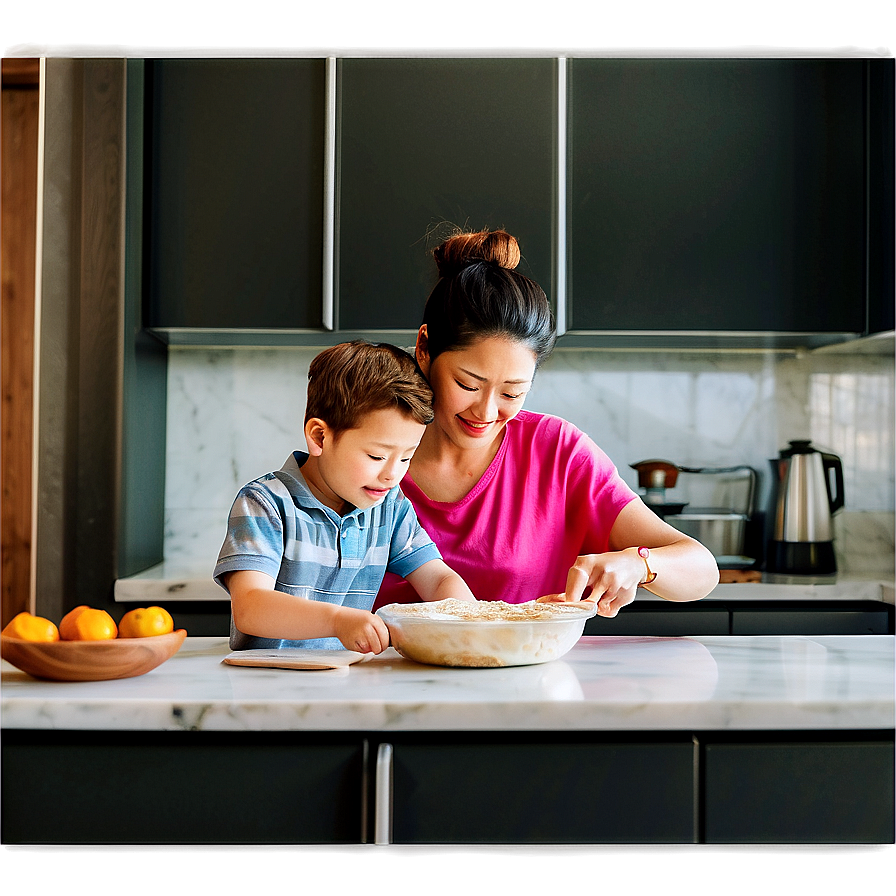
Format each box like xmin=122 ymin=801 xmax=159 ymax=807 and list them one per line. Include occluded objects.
xmin=637 ymin=546 xmax=657 ymax=584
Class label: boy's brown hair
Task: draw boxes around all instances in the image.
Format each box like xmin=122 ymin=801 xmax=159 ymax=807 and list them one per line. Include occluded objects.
xmin=305 ymin=341 xmax=434 ymax=435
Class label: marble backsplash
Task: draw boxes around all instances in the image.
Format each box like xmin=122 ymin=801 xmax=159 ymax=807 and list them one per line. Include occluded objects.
xmin=164 ymin=344 xmax=895 ymax=578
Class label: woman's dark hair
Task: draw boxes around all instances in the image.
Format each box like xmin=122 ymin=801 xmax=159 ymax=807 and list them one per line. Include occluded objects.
xmin=422 ymin=229 xmax=556 ymax=368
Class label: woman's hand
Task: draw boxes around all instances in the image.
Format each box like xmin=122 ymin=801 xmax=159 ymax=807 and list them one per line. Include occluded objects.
xmin=332 ymin=607 xmax=391 ymax=654
xmin=538 ymin=500 xmax=720 ymax=614
xmin=538 ymin=548 xmax=645 ymax=617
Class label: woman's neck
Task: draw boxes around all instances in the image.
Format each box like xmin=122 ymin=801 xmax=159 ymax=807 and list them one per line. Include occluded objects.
xmin=409 ymin=421 xmax=505 ymax=502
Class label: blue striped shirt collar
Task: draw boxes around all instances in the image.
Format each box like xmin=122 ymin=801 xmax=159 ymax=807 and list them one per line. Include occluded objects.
xmin=278 ymin=450 xmax=386 ymax=528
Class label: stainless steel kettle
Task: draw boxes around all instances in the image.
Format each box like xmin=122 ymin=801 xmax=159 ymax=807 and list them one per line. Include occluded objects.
xmin=767 ymin=440 xmax=844 ymax=575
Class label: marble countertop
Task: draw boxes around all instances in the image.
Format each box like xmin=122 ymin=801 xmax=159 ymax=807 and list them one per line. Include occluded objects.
xmin=2 ymin=634 xmax=892 ymax=733
xmin=114 ymin=560 xmax=895 ymax=604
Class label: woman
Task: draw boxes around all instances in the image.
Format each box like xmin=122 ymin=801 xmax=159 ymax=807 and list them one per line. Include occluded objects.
xmin=374 ymin=229 xmax=718 ymax=618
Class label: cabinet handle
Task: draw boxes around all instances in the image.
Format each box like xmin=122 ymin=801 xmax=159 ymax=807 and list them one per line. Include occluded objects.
xmin=374 ymin=742 xmax=393 ymax=845
xmin=692 ymin=734 xmax=700 ymax=844
xmin=322 ymin=56 xmax=336 ymax=331
xmin=554 ymin=56 xmax=568 ymax=337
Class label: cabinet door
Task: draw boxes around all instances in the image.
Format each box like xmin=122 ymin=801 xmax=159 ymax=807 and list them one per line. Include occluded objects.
xmin=1 ymin=730 xmax=365 ymax=844
xmin=146 ymin=59 xmax=326 ymax=330
xmin=867 ymin=58 xmax=895 ymax=334
xmin=385 ymin=735 xmax=695 ymax=844
xmin=567 ymin=59 xmax=866 ymax=333
xmin=703 ymin=735 xmax=895 ymax=843
xmin=337 ymin=58 xmax=556 ymax=331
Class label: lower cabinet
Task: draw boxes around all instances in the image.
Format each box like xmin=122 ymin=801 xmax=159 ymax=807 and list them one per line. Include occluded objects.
xmin=3 ymin=729 xmax=893 ymax=845
xmin=702 ymin=733 xmax=895 ymax=843
xmin=585 ymin=605 xmax=729 ymax=636
xmin=730 ymin=603 xmax=892 ymax=635
xmin=377 ymin=733 xmax=697 ymax=844
xmin=374 ymin=731 xmax=895 ymax=845
xmin=1 ymin=730 xmax=367 ymax=844
xmin=585 ymin=600 xmax=894 ymax=636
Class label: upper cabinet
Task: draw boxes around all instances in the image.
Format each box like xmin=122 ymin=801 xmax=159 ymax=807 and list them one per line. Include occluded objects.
xmin=335 ymin=58 xmax=556 ymax=331
xmin=133 ymin=56 xmax=893 ymax=348
xmin=145 ymin=58 xmax=327 ymax=331
xmin=566 ymin=58 xmax=892 ymax=339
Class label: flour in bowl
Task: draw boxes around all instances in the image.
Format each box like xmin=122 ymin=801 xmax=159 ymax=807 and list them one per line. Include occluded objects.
xmin=381 ymin=598 xmax=593 ymax=622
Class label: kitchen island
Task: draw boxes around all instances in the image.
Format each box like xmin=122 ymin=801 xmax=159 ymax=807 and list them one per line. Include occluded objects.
xmin=2 ymin=634 xmax=893 ymax=845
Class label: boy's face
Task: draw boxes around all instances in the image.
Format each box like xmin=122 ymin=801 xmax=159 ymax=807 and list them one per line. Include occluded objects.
xmin=306 ymin=407 xmax=426 ymax=513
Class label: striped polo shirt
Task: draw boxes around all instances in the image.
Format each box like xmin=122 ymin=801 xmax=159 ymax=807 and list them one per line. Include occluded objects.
xmin=214 ymin=451 xmax=441 ymax=650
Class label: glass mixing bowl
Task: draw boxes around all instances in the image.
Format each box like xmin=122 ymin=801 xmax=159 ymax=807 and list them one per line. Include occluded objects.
xmin=376 ymin=599 xmax=596 ymax=668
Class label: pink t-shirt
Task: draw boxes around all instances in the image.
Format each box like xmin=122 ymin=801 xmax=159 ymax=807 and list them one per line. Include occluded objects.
xmin=374 ymin=409 xmax=638 ymax=607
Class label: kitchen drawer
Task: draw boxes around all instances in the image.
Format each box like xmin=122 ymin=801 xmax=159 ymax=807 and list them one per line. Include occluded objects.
xmin=702 ymin=733 xmax=895 ymax=843
xmin=1 ymin=730 xmax=366 ymax=844
xmin=380 ymin=733 xmax=696 ymax=844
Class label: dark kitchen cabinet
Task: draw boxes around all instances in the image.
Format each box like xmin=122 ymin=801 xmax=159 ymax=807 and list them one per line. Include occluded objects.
xmin=1 ymin=729 xmax=366 ymax=844
xmin=379 ymin=733 xmax=697 ymax=844
xmin=336 ymin=58 xmax=556 ymax=331
xmin=867 ymin=58 xmax=896 ymax=334
xmin=144 ymin=58 xmax=327 ymax=331
xmin=585 ymin=598 xmax=893 ymax=636
xmin=566 ymin=58 xmax=893 ymax=339
xmin=133 ymin=56 xmax=892 ymax=345
xmin=702 ymin=733 xmax=895 ymax=843
xmin=585 ymin=604 xmax=729 ymax=636
xmin=730 ymin=601 xmax=892 ymax=635
xmin=140 ymin=57 xmax=555 ymax=340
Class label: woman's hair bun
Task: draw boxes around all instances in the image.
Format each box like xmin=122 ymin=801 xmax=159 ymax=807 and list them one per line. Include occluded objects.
xmin=433 ymin=229 xmax=521 ymax=279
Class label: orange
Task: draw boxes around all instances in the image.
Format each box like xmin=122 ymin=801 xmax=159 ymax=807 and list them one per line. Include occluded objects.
xmin=58 ymin=605 xmax=89 ymax=640
xmin=1 ymin=612 xmax=60 ymax=642
xmin=59 ymin=605 xmax=118 ymax=641
xmin=118 ymin=606 xmax=174 ymax=639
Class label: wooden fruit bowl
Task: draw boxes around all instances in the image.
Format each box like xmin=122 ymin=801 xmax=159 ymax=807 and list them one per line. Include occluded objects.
xmin=0 ymin=629 xmax=187 ymax=681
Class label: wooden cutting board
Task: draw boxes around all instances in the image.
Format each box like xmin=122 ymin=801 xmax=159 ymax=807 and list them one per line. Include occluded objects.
xmin=223 ymin=648 xmax=372 ymax=671
xmin=718 ymin=568 xmax=763 ymax=583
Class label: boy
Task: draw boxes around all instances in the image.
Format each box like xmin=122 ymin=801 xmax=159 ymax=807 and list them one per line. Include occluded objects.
xmin=214 ymin=341 xmax=475 ymax=654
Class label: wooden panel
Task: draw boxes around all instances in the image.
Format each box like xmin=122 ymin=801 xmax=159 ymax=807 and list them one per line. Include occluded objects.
xmin=1 ymin=59 xmax=39 ymax=626
xmin=1 ymin=58 xmax=40 ymax=85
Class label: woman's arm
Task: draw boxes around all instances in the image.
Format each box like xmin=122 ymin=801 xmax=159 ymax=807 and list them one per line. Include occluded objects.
xmin=227 ymin=569 xmax=391 ymax=653
xmin=404 ymin=559 xmax=477 ymax=603
xmin=543 ymin=499 xmax=719 ymax=617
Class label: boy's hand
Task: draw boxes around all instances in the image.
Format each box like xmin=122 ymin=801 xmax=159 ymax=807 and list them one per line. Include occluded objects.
xmin=333 ymin=606 xmax=391 ymax=654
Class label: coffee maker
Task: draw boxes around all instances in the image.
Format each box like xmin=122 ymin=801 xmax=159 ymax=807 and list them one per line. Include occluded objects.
xmin=767 ymin=440 xmax=844 ymax=575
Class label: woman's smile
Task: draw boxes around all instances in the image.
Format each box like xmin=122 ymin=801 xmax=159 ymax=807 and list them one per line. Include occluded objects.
xmin=456 ymin=414 xmax=495 ymax=436
xmin=417 ymin=335 xmax=537 ymax=452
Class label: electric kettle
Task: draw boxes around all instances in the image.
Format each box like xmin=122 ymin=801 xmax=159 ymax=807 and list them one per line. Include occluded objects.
xmin=767 ymin=440 xmax=844 ymax=575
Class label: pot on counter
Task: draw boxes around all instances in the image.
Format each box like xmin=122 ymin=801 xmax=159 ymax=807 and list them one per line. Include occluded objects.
xmin=664 ymin=510 xmax=749 ymax=559
xmin=660 ymin=464 xmax=758 ymax=564
xmin=629 ymin=460 xmax=688 ymax=518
